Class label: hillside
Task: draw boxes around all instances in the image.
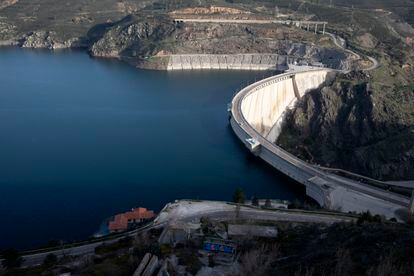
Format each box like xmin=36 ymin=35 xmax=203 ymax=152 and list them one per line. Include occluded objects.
xmin=276 ymin=1 xmax=414 ymax=181
xmin=4 ymin=216 xmax=414 ymax=275
xmin=277 ymin=71 xmax=414 ymax=180
xmin=0 ymin=1 xmax=353 ymax=70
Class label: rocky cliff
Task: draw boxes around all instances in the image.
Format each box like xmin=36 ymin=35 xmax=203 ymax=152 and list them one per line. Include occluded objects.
xmin=21 ymin=31 xmax=83 ymax=49
xmin=277 ymin=71 xmax=414 ymax=181
xmin=0 ymin=0 xmax=17 ymax=10
xmin=0 ymin=0 xmax=156 ymax=47
xmin=0 ymin=1 xmax=353 ymax=70
xmin=88 ymin=14 xmax=351 ymax=70
xmin=90 ymin=15 xmax=175 ymax=59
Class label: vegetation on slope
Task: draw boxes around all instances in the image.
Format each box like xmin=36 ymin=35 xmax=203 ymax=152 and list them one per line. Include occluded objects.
xmin=278 ymin=71 xmax=414 ymax=180
xmin=3 ymin=216 xmax=414 ymax=275
xmin=275 ymin=0 xmax=414 ymax=180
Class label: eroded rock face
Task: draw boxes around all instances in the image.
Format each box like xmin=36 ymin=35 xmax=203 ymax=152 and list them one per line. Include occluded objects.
xmin=277 ymin=71 xmax=414 ymax=180
xmin=22 ymin=31 xmax=56 ymax=49
xmin=90 ymin=16 xmax=175 ymax=58
xmin=285 ymin=42 xmax=349 ymax=69
xmin=21 ymin=31 xmax=81 ymax=50
xmin=0 ymin=21 xmax=17 ymax=43
xmin=0 ymin=0 xmax=18 ymax=10
xmin=88 ymin=14 xmax=352 ymax=71
xmin=356 ymin=33 xmax=378 ymax=49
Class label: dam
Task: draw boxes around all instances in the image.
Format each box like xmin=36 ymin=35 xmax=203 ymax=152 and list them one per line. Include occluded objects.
xmin=229 ymin=68 xmax=413 ymax=219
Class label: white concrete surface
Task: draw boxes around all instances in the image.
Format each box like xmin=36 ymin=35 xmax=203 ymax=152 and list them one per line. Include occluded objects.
xmin=230 ymin=69 xmax=410 ymax=219
xmin=240 ymin=70 xmax=328 ymax=140
xmin=167 ymin=54 xmax=287 ymax=71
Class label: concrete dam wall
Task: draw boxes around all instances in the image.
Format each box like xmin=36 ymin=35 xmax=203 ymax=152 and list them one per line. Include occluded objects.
xmin=229 ymin=69 xmax=411 ymax=218
xmin=241 ymin=70 xmax=328 ymax=142
xmin=167 ymin=54 xmax=288 ymax=71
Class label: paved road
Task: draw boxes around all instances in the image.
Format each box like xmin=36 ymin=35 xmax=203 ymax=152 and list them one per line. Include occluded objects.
xmin=1 ymin=201 xmax=358 ymax=268
xmin=365 ymin=56 xmax=380 ymax=71
xmin=3 ymin=224 xmax=159 ymax=268
xmin=174 ymin=207 xmax=356 ymax=225
xmin=387 ymin=181 xmax=414 ymax=189
xmin=325 ymin=31 xmax=379 ymax=71
xmin=157 ymin=200 xmax=357 ymax=225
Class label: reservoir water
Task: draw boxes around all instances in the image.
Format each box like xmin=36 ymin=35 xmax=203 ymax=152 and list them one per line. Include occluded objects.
xmin=0 ymin=48 xmax=304 ymax=250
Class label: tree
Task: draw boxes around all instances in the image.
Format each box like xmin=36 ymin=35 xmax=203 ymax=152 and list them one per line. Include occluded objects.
xmin=252 ymin=196 xmax=259 ymax=206
xmin=233 ymin=188 xmax=245 ymax=204
xmin=1 ymin=249 xmax=22 ymax=269
xmin=239 ymin=244 xmax=278 ymax=275
xmin=264 ymin=199 xmax=272 ymax=208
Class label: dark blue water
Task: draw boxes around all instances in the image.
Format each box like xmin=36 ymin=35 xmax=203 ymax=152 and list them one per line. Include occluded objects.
xmin=0 ymin=48 xmax=304 ymax=250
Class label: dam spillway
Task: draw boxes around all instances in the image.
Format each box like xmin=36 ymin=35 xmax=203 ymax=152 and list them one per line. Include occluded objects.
xmin=229 ymin=68 xmax=411 ymax=219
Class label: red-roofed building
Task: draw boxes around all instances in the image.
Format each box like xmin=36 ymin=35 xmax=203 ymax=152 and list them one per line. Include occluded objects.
xmin=108 ymin=207 xmax=155 ymax=233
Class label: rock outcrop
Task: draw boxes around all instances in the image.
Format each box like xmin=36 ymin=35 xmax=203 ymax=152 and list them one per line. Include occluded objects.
xmin=0 ymin=0 xmax=18 ymax=10
xmin=90 ymin=15 xmax=175 ymax=58
xmin=88 ymin=14 xmax=352 ymax=70
xmin=0 ymin=21 xmax=17 ymax=44
xmin=277 ymin=71 xmax=414 ymax=180
xmin=21 ymin=31 xmax=82 ymax=50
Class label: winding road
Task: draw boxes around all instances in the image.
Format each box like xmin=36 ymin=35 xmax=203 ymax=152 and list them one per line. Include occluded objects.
xmin=325 ymin=31 xmax=379 ymax=71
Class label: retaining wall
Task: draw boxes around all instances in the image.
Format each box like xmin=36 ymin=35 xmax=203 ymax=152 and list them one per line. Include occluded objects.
xmin=167 ymin=54 xmax=288 ymax=71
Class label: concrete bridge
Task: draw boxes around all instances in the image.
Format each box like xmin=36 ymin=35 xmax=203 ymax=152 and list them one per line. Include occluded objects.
xmin=229 ymin=69 xmax=413 ymax=219
xmin=172 ymin=18 xmax=328 ymax=34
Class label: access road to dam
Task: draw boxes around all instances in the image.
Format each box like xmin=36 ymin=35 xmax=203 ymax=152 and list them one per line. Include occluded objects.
xmin=0 ymin=200 xmax=357 ymax=268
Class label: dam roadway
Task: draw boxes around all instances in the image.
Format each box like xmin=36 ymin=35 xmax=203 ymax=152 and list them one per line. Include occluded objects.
xmin=229 ymin=69 xmax=412 ymax=219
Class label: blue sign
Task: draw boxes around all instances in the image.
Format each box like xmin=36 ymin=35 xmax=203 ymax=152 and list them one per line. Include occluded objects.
xmin=203 ymin=242 xmax=235 ymax=254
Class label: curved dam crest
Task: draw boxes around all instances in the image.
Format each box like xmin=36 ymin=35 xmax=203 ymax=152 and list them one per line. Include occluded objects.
xmin=230 ymin=68 xmax=412 ymax=219
xmin=241 ymin=70 xmax=329 ymax=142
